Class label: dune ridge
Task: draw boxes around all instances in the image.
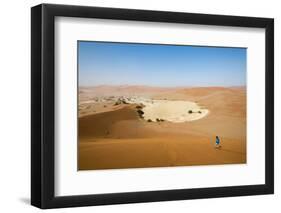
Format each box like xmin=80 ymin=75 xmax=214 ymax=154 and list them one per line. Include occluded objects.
xmin=78 ymin=85 xmax=246 ymax=170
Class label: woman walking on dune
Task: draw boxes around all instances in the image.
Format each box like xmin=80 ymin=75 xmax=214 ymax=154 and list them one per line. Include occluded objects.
xmin=215 ymin=136 xmax=221 ymax=149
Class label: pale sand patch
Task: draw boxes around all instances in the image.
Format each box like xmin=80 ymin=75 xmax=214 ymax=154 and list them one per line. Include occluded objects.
xmin=142 ymin=100 xmax=209 ymax=122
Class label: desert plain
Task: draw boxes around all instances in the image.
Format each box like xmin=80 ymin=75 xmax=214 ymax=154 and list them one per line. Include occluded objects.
xmin=78 ymin=85 xmax=246 ymax=170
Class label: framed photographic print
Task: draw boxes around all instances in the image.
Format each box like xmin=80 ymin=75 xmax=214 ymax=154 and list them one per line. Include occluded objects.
xmin=31 ymin=3 xmax=274 ymax=209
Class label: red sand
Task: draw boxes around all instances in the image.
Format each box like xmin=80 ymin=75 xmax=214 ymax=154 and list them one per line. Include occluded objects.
xmin=78 ymin=86 xmax=246 ymax=170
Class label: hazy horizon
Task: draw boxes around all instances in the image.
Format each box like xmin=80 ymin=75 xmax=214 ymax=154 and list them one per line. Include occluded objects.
xmin=78 ymin=41 xmax=247 ymax=87
xmin=79 ymin=84 xmax=246 ymax=88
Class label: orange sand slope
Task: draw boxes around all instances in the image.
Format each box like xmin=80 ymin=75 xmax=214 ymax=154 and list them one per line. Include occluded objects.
xmin=78 ymin=86 xmax=246 ymax=170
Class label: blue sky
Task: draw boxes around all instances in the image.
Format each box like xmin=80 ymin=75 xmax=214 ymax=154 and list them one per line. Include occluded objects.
xmin=78 ymin=41 xmax=246 ymax=87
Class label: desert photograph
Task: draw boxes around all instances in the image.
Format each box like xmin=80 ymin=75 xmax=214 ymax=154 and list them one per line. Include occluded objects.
xmin=78 ymin=41 xmax=246 ymax=170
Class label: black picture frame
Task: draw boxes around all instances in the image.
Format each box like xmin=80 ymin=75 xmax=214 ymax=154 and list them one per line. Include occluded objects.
xmin=31 ymin=3 xmax=274 ymax=209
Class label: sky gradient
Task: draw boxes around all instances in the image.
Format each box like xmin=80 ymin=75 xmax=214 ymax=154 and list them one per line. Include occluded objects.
xmin=78 ymin=41 xmax=246 ymax=87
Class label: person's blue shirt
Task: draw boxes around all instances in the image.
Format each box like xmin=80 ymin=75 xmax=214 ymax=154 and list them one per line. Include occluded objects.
xmin=216 ymin=136 xmax=220 ymax=145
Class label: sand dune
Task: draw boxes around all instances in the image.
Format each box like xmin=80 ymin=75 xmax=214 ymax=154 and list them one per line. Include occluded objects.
xmin=78 ymin=86 xmax=246 ymax=170
xmin=79 ymin=105 xmax=140 ymax=139
xmin=79 ymin=137 xmax=245 ymax=170
xmin=79 ymin=85 xmax=180 ymax=100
